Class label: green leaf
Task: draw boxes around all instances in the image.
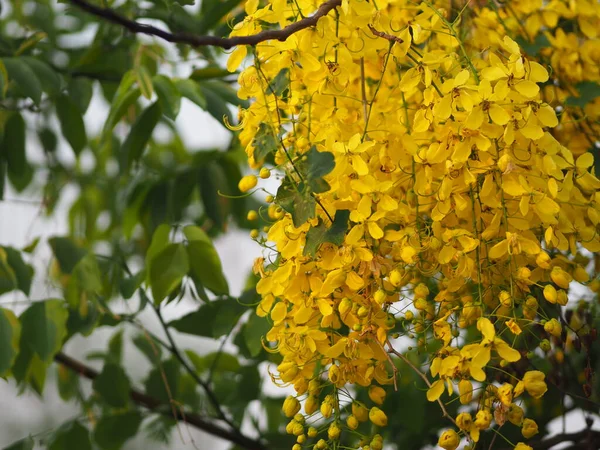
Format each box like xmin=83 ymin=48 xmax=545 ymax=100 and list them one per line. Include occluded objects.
xmin=102 ymin=86 xmax=141 ymax=140
xmin=93 ymin=411 xmax=143 ymax=450
xmin=184 ymin=226 xmax=229 ymax=295
xmin=149 ymin=243 xmax=189 ymax=304
xmin=3 ymin=112 xmax=32 ymax=192
xmin=152 ymin=75 xmax=181 ymax=120
xmin=198 ymin=162 xmax=228 ymax=231
xmin=144 ymin=358 xmax=180 ymax=404
xmin=0 ymin=307 xmax=20 ymax=376
xmin=253 ymin=123 xmax=278 ymax=162
xmin=132 ymin=333 xmax=162 ymax=363
xmin=122 ymin=101 xmax=162 ymax=168
xmin=49 ymin=237 xmax=88 ymax=274
xmin=2 ymin=57 xmax=42 ymax=104
xmin=515 ymin=34 xmax=550 ymax=57
xmin=2 ymin=436 xmax=34 ymax=450
xmin=199 ymin=84 xmax=233 ymax=125
xmin=3 ymin=247 xmax=33 ymax=295
xmin=0 ymin=60 xmax=9 ymax=99
xmin=57 ymin=364 xmax=79 ymax=401
xmin=19 ymin=299 xmax=68 ymax=363
xmin=176 ymin=79 xmax=207 ymax=109
xmin=21 ymin=57 xmax=62 ymax=96
xmin=303 ymin=210 xmax=350 ymax=257
xmin=305 ymin=146 xmax=335 ymax=182
xmin=0 ymin=248 xmax=17 ymax=295
xmin=48 ymin=421 xmax=92 ymax=450
xmin=135 ymin=66 xmax=154 ymax=100
xmin=169 ymin=297 xmax=246 ymax=338
xmin=56 ymin=94 xmax=87 ymax=156
xmin=186 ymin=350 xmax=241 ymax=374
xmin=243 ymin=312 xmax=270 ymax=357
xmin=565 ymin=81 xmax=600 ymax=108
xmin=190 ymin=65 xmax=231 ymax=80
xmin=276 ymin=180 xmax=316 ymax=228
xmin=93 ymin=363 xmax=131 ymax=408
xmin=68 ymin=78 xmax=94 ymax=114
xmin=198 ymin=0 xmax=241 ymax=33
xmin=107 ymin=329 xmax=124 ymax=365
xmin=201 ymin=80 xmax=248 ymax=107
xmin=119 ymin=269 xmax=146 ymax=300
xmin=267 ymin=68 xmax=290 ymax=96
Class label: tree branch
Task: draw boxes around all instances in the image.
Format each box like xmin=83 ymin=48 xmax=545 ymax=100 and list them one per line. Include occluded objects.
xmin=68 ymin=0 xmax=341 ymax=49
xmin=54 ymin=352 xmax=267 ymax=450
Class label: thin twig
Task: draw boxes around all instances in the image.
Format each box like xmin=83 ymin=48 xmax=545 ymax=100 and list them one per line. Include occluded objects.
xmin=387 ymin=340 xmax=457 ymax=425
xmin=54 ymin=352 xmax=267 ymax=450
xmin=68 ymin=0 xmax=341 ymax=50
xmin=151 ymin=304 xmax=242 ymax=436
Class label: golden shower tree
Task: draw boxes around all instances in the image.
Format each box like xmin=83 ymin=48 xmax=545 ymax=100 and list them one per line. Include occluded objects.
xmin=1 ymin=1 xmax=600 ymax=449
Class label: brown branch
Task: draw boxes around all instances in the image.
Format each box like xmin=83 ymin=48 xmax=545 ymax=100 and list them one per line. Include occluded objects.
xmin=68 ymin=0 xmax=341 ymax=50
xmin=368 ymin=25 xmax=404 ymax=44
xmin=54 ymin=352 xmax=267 ymax=450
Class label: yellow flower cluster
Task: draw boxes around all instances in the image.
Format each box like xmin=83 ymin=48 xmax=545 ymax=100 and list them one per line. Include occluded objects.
xmin=229 ymin=0 xmax=600 ymax=448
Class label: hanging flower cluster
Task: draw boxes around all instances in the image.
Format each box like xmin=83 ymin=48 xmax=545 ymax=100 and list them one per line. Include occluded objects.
xmin=228 ymin=1 xmax=600 ymax=449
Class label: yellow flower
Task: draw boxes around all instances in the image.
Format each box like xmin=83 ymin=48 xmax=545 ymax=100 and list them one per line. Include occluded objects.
xmin=352 ymin=402 xmax=369 ymax=422
xmin=238 ymin=174 xmax=258 ymax=192
xmin=521 ymin=418 xmax=539 ymax=439
xmin=346 ymin=414 xmax=359 ymax=430
xmin=506 ymin=319 xmax=522 ymax=335
xmin=514 ymin=371 xmax=548 ymax=399
xmin=497 ymin=383 xmax=513 ymax=406
xmin=459 ymin=379 xmax=473 ymax=404
xmin=327 ymin=422 xmax=341 ymax=439
xmin=543 ymin=285 xmax=558 ymax=304
xmin=544 ymin=318 xmax=562 ymax=338
xmin=369 ymin=407 xmax=388 ymax=427
xmin=438 ymin=429 xmax=460 ymax=450
xmin=282 ymin=396 xmax=300 ymax=417
xmin=508 ymin=403 xmax=524 ymax=426
xmin=475 ymin=410 xmax=492 ymax=430
xmin=456 ymin=412 xmax=472 ymax=430
xmin=368 ymin=386 xmax=387 ymax=405
xmin=550 ymin=266 xmax=572 ymax=289
xmin=514 ymin=444 xmax=533 ymax=450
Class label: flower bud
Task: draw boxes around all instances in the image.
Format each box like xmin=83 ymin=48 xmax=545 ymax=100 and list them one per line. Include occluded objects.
xmin=438 ymin=429 xmax=460 ymax=450
xmin=320 ymin=400 xmax=333 ymax=419
xmin=346 ymin=414 xmax=359 ymax=430
xmin=369 ymin=407 xmax=388 ymax=427
xmin=327 ymin=422 xmax=341 ymax=440
xmin=550 ymin=266 xmax=572 ymax=289
xmin=521 ymin=418 xmax=539 ymax=439
xmin=456 ymin=412 xmax=473 ymax=430
xmin=508 ymin=403 xmax=524 ymax=426
xmin=238 ymin=175 xmax=257 ymax=193
xmin=368 ymin=386 xmax=387 ymax=405
xmin=259 ymin=167 xmax=271 ymax=179
xmin=352 ymin=402 xmax=369 ymax=422
xmin=283 ymin=396 xmax=301 ymax=418
xmin=305 ymin=395 xmax=319 ymax=415
xmin=247 ymin=210 xmax=258 ymax=221
xmin=543 ymin=285 xmax=557 ymax=304
xmin=544 ymin=318 xmax=562 ymax=338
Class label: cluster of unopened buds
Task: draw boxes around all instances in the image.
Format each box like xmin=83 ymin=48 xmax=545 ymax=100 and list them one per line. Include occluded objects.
xmin=229 ymin=0 xmax=600 ymax=448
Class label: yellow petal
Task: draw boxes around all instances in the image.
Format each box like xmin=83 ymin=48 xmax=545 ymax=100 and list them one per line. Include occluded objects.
xmin=576 ymin=152 xmax=594 ymax=169
xmin=368 ymin=221 xmax=384 ymax=240
xmin=271 ymin=301 xmax=287 ymax=322
xmin=477 ymin=317 xmax=496 ymax=342
xmin=226 ymin=45 xmax=247 ymax=72
xmin=488 ymin=239 xmax=508 ymax=259
xmin=351 ymin=154 xmax=369 ymax=176
xmin=489 ymin=104 xmax=510 ymax=125
xmin=515 ymin=80 xmax=539 ymax=98
xmin=495 ymin=338 xmax=521 ymax=362
xmin=426 ymin=379 xmax=445 ymax=402
xmin=528 ymin=61 xmax=549 ymax=83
